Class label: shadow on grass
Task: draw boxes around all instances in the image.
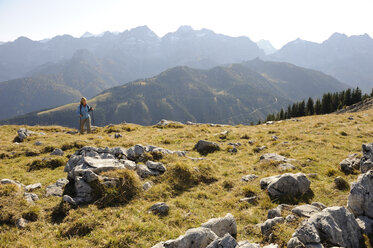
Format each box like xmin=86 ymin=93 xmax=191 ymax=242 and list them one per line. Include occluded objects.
xmin=270 ymin=189 xmax=315 ymax=205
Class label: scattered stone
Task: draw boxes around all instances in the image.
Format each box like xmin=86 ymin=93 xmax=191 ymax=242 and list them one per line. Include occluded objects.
xmin=360 ymin=143 xmax=373 ymax=173
xmin=340 ymin=156 xmax=360 ymax=174
xmin=228 ymin=147 xmax=238 ymax=153
xmin=201 ymin=213 xmax=237 ymax=238
xmin=15 ymin=128 xmax=33 ymax=142
xmin=289 ymin=206 xmax=362 ymax=248
xmin=156 ymin=119 xmax=183 ymax=127
xmin=260 ymin=217 xmax=284 ymax=236
xmin=348 ymin=170 xmax=373 ymax=218
xmin=149 ymin=202 xmax=169 ymax=215
xmin=334 ymin=176 xmax=349 ymax=190
xmin=16 ymin=218 xmax=28 ymax=229
xmin=34 ymin=141 xmax=43 ymax=146
xmin=272 ymin=136 xmax=279 ymax=141
xmin=114 ymin=133 xmax=122 ymax=139
xmin=194 ymin=140 xmax=220 ymax=155
xmin=307 ymin=173 xmax=318 ymax=178
xmin=146 ymin=161 xmax=166 ymax=173
xmin=206 ymin=233 xmax=238 ymax=248
xmin=263 ymin=245 xmax=278 ymax=248
xmin=267 ymin=206 xmax=282 ymax=219
xmin=39 ymin=132 xmax=46 ymax=135
xmin=239 ymin=196 xmax=257 ymax=204
xmin=219 ymin=130 xmax=229 ymax=139
xmin=50 ymin=148 xmax=64 ymax=156
xmin=143 ymin=181 xmax=153 ymax=191
xmin=25 ymin=183 xmax=42 ymax=192
xmin=237 ymin=241 xmax=261 ymax=248
xmin=62 ymin=195 xmax=77 ymax=205
xmin=137 ymin=164 xmax=156 ymax=178
xmin=266 ymin=121 xmax=275 ymax=125
xmin=311 ymin=202 xmax=326 ymax=210
xmin=187 ymin=156 xmax=206 ymax=161
xmin=348 ymin=116 xmax=354 ymax=120
xmin=248 ymin=140 xmax=255 ymax=145
xmin=277 ymin=163 xmax=296 ymax=171
xmin=0 ymin=178 xmax=24 ymax=188
xmin=228 ymin=142 xmax=241 ymax=147
xmin=241 ymin=174 xmax=258 ymax=182
xmin=260 ymin=173 xmax=311 ymax=199
xmin=260 ymin=153 xmax=292 ymax=162
xmin=45 ymin=178 xmax=69 ymax=197
xmin=254 ymin=146 xmax=267 ymax=152
xmin=156 ymin=227 xmax=218 ymax=248
xmin=292 ymin=204 xmax=322 ymax=218
xmin=24 ymin=192 xmax=39 ymax=203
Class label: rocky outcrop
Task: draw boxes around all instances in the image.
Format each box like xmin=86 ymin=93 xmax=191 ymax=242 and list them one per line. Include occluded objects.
xmin=201 ymin=213 xmax=237 ymax=238
xmin=25 ymin=183 xmax=42 ymax=192
xmin=206 ymin=233 xmax=237 ymax=248
xmin=347 ymin=170 xmax=373 ymax=218
xmin=62 ymin=145 xmax=185 ymax=205
xmin=50 ymin=148 xmax=64 ymax=156
xmin=360 ymin=143 xmax=373 ymax=173
xmin=14 ymin=128 xmax=33 ymax=142
xmin=288 ymin=206 xmax=362 ymax=248
xmin=339 ymin=154 xmax=360 ymax=174
xmin=194 ymin=140 xmax=220 ymax=155
xmin=291 ymin=203 xmax=325 ymax=218
xmin=260 ymin=173 xmax=311 ymax=199
xmin=0 ymin=178 xmax=24 ymax=188
xmin=45 ymin=178 xmax=69 ymax=197
xmin=260 ymin=217 xmax=284 ymax=236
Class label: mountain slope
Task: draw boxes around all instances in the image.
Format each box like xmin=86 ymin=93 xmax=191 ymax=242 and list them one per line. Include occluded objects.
xmin=268 ymin=33 xmax=373 ymax=91
xmin=0 ymin=76 xmax=81 ymax=119
xmin=0 ymin=60 xmax=347 ymax=127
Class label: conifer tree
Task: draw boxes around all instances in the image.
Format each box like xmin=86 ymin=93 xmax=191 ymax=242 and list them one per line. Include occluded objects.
xmin=306 ymin=97 xmax=314 ymax=115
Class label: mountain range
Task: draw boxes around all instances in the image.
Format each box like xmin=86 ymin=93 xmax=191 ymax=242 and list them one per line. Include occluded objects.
xmin=0 ymin=59 xmax=347 ymax=127
xmin=267 ymin=33 xmax=373 ymax=92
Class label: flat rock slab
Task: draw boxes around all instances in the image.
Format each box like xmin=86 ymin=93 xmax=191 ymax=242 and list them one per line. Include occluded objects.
xmin=292 ymin=204 xmax=322 ymax=218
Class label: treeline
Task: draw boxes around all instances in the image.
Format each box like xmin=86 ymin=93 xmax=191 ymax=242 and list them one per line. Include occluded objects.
xmin=266 ymin=87 xmax=373 ymax=122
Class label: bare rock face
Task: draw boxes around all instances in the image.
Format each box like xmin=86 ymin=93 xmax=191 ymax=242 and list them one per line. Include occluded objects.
xmin=201 ymin=213 xmax=237 ymax=238
xmin=194 ymin=140 xmax=220 ymax=155
xmin=260 ymin=173 xmax=311 ymax=199
xmin=347 ymin=170 xmax=373 ymax=218
xmin=360 ymin=143 xmax=373 ymax=173
xmin=288 ymin=206 xmax=362 ymax=248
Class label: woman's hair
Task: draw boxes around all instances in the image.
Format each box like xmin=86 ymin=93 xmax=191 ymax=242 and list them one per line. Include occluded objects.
xmin=80 ymin=97 xmax=87 ymax=105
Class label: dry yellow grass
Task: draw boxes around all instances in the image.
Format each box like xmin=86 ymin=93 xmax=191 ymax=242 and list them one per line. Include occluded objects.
xmin=0 ymin=108 xmax=372 ymax=247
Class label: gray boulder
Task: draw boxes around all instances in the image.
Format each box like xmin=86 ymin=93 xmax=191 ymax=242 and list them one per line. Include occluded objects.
xmin=146 ymin=161 xmax=166 ymax=173
xmin=239 ymin=196 xmax=257 ymax=204
xmin=206 ymin=233 xmax=237 ymax=248
xmin=361 ymin=143 xmax=373 ymax=173
xmin=16 ymin=128 xmax=33 ymax=142
xmin=0 ymin=179 xmax=24 ymax=188
xmin=50 ymin=148 xmax=64 ymax=156
xmin=24 ymin=192 xmax=39 ymax=203
xmin=237 ymin=241 xmax=260 ymax=248
xmin=161 ymin=227 xmax=218 ymax=248
xmin=290 ymin=206 xmax=362 ymax=248
xmin=260 ymin=173 xmax=311 ymax=199
xmin=45 ymin=178 xmax=69 ymax=197
xmin=149 ymin=202 xmax=169 ymax=215
xmin=260 ymin=153 xmax=291 ymax=162
xmin=260 ymin=217 xmax=284 ymax=236
xmin=143 ymin=181 xmax=154 ymax=191
xmin=201 ymin=213 xmax=237 ymax=238
xmin=339 ymin=156 xmax=360 ymax=174
xmin=25 ymin=183 xmax=42 ymax=192
xmin=194 ymin=140 xmax=220 ymax=155
xmin=347 ymin=170 xmax=373 ymax=218
xmin=277 ymin=163 xmax=296 ymax=171
xmin=267 ymin=205 xmax=283 ymax=219
xmin=292 ymin=204 xmax=323 ymax=218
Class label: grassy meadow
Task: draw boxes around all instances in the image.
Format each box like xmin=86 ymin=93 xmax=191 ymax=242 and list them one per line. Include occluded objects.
xmin=1 ymin=108 xmax=373 ymax=247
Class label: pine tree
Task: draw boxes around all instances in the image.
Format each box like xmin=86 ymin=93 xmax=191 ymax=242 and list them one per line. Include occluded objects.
xmin=344 ymin=88 xmax=352 ymax=106
xmin=314 ymin=99 xmax=322 ymax=114
xmin=371 ymin=88 xmax=373 ymax=97
xmin=306 ymin=97 xmax=314 ymax=115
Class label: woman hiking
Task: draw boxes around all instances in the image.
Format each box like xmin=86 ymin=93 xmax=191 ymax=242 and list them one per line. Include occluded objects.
xmin=77 ymin=97 xmax=94 ymax=134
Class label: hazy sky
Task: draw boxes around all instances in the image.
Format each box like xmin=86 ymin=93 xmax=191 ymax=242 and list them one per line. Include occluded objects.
xmin=0 ymin=0 xmax=372 ymax=48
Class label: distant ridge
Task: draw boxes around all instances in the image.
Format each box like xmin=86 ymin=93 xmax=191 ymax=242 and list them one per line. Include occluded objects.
xmin=0 ymin=59 xmax=347 ymax=127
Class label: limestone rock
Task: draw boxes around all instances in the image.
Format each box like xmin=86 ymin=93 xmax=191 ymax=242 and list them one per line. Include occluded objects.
xmin=339 ymin=157 xmax=360 ymax=174
xmin=25 ymin=183 xmax=42 ymax=192
xmin=290 ymin=206 xmax=361 ymax=248
xmin=34 ymin=141 xmax=43 ymax=146
xmin=278 ymin=163 xmax=296 ymax=171
xmin=45 ymin=178 xmax=68 ymax=197
xmin=206 ymin=233 xmax=237 ymax=248
xmin=0 ymin=179 xmax=24 ymax=188
xmin=149 ymin=202 xmax=169 ymax=215
xmin=260 ymin=217 xmax=284 ymax=236
xmin=146 ymin=161 xmax=166 ymax=173
xmin=16 ymin=218 xmax=28 ymax=229
xmin=162 ymin=227 xmax=218 ymax=248
xmin=201 ymin=213 xmax=237 ymax=238
xmin=260 ymin=173 xmax=311 ymax=199
xmin=237 ymin=241 xmax=260 ymax=248
xmin=114 ymin=133 xmax=122 ymax=138
xmin=239 ymin=196 xmax=257 ymax=204
xmin=267 ymin=205 xmax=283 ymax=219
xmin=241 ymin=174 xmax=258 ymax=182
xmin=292 ymin=204 xmax=323 ymax=218
xmin=194 ymin=140 xmax=220 ymax=155
xmin=24 ymin=192 xmax=39 ymax=203
xmin=361 ymin=143 xmax=373 ymax=173
xmin=347 ymin=170 xmax=373 ymax=218
xmin=260 ymin=153 xmax=291 ymax=162
xmin=15 ymin=128 xmax=33 ymax=142
xmin=50 ymin=148 xmax=64 ymax=156
xmin=143 ymin=181 xmax=153 ymax=191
